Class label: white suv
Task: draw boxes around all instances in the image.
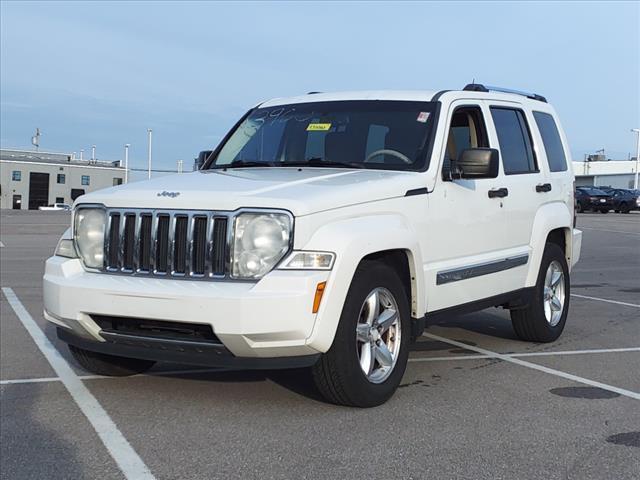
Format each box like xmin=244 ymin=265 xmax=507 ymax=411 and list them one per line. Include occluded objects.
xmin=43 ymin=85 xmax=582 ymax=407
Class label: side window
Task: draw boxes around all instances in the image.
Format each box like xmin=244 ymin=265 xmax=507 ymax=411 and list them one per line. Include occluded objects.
xmin=81 ymin=175 xmax=90 ymax=186
xmin=57 ymin=173 xmax=66 ymax=184
xmin=490 ymin=107 xmax=537 ymax=174
xmin=443 ymin=106 xmax=489 ymax=175
xmin=12 ymin=171 xmax=21 ymax=181
xmin=533 ymin=112 xmax=567 ymax=172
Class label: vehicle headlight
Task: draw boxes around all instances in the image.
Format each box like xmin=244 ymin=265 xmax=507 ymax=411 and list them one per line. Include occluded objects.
xmin=74 ymin=208 xmax=106 ymax=269
xmin=232 ymin=212 xmax=292 ymax=279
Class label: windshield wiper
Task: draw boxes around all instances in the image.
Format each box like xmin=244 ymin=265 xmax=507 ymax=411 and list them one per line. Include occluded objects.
xmin=284 ymin=158 xmax=365 ymax=169
xmin=213 ymin=160 xmax=276 ymax=169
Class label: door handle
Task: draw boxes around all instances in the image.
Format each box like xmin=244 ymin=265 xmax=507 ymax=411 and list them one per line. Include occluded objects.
xmin=536 ymin=183 xmax=552 ymax=193
xmin=488 ymin=187 xmax=509 ymax=198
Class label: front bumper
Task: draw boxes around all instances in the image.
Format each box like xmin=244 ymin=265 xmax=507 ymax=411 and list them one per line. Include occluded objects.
xmin=43 ymin=256 xmax=330 ymax=361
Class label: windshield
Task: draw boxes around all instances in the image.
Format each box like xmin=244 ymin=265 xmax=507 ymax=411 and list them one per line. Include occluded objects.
xmin=207 ymin=100 xmax=437 ymax=171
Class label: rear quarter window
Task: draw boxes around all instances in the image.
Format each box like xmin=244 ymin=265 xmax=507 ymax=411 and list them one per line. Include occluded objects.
xmin=533 ymin=112 xmax=568 ymax=172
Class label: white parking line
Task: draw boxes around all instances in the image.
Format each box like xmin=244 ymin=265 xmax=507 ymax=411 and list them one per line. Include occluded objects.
xmin=423 ymin=332 xmax=640 ymax=400
xmin=571 ymin=293 xmax=640 ymax=308
xmin=408 ymin=346 xmax=640 ymax=363
xmin=1 ymin=288 xmax=156 ymax=480
xmin=0 ymin=376 xmax=60 ymax=385
xmin=579 ymin=227 xmax=640 ymax=235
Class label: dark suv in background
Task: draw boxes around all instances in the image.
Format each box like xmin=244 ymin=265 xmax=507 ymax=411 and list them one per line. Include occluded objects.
xmin=597 ymin=187 xmax=640 ymax=213
xmin=575 ymin=186 xmax=614 ymax=213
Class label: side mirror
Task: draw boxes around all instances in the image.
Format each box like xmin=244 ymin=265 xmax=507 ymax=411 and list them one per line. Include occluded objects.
xmin=195 ymin=150 xmax=213 ymax=170
xmin=452 ymin=148 xmax=499 ymax=179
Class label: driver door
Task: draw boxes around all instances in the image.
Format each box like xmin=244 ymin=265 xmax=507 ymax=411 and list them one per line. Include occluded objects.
xmin=424 ymin=100 xmax=517 ymax=312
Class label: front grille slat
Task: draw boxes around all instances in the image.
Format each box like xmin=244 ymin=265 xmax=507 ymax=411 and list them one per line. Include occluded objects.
xmin=212 ymin=217 xmax=228 ymax=276
xmin=192 ymin=216 xmax=208 ymax=276
xmin=173 ymin=216 xmax=188 ymax=275
xmin=122 ymin=214 xmax=136 ymax=271
xmin=139 ymin=214 xmax=152 ymax=272
xmin=155 ymin=215 xmax=170 ymax=274
xmin=102 ymin=209 xmax=230 ymax=280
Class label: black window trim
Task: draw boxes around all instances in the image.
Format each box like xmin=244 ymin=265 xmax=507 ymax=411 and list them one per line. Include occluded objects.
xmin=490 ymin=106 xmax=540 ymax=176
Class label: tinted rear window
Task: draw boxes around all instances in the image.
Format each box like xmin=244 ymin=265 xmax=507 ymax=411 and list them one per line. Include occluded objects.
xmin=490 ymin=108 xmax=537 ymax=174
xmin=533 ymin=112 xmax=567 ymax=172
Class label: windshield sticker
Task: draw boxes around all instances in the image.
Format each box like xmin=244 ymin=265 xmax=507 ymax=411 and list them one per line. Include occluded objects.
xmin=306 ymin=123 xmax=332 ymax=131
xmin=417 ymin=112 xmax=430 ymax=123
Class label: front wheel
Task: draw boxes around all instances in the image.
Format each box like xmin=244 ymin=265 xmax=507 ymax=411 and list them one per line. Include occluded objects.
xmin=510 ymin=243 xmax=570 ymax=342
xmin=312 ymin=261 xmax=410 ymax=407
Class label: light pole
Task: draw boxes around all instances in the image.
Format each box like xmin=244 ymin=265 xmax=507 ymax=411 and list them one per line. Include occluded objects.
xmin=632 ymin=129 xmax=640 ymax=190
xmin=147 ymin=129 xmax=153 ymax=180
xmin=177 ymin=159 xmax=183 ymax=174
xmin=80 ymin=149 xmax=84 ymax=161
xmin=91 ymin=145 xmax=96 ymax=162
xmin=124 ymin=144 xmax=130 ymax=184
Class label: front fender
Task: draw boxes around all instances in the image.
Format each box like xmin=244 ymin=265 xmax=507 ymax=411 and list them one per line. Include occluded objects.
xmin=526 ymin=202 xmax=573 ymax=286
xmin=301 ymin=214 xmax=424 ymax=353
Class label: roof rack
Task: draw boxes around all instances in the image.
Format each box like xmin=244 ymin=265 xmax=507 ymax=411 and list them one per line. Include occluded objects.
xmin=463 ymin=83 xmax=547 ymax=103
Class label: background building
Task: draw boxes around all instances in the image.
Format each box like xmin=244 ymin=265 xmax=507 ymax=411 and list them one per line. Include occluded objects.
xmin=572 ymin=159 xmax=638 ymax=188
xmin=1 ymin=148 xmax=125 ymax=209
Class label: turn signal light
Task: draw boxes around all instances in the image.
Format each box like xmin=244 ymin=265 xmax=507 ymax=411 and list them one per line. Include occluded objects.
xmin=312 ymin=282 xmax=327 ymax=313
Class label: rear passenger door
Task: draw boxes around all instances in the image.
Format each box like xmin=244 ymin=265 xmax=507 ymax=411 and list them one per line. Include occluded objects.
xmin=486 ymin=103 xmax=547 ymax=284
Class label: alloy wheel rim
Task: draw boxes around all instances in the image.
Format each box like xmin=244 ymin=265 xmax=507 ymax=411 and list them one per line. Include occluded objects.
xmin=355 ymin=287 xmax=401 ymax=384
xmin=543 ymin=260 xmax=565 ymax=327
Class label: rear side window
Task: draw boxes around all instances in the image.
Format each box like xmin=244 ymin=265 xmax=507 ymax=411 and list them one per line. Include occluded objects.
xmin=533 ymin=112 xmax=567 ymax=172
xmin=490 ymin=107 xmax=537 ymax=174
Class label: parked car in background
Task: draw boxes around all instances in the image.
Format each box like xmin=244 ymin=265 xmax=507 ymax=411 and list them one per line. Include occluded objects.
xmin=608 ymin=189 xmax=640 ymax=213
xmin=39 ymin=203 xmax=72 ymax=211
xmin=575 ymin=187 xmax=614 ymax=213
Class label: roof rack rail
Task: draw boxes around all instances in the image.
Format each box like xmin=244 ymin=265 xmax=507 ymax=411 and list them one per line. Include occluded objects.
xmin=307 ymin=91 xmax=322 ymax=95
xmin=462 ymin=83 xmax=547 ymax=103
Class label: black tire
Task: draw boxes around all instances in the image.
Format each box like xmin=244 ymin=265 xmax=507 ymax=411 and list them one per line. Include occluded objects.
xmin=619 ymin=202 xmax=630 ymax=214
xmin=600 ymin=208 xmax=609 ymax=214
xmin=576 ymin=202 xmax=583 ymax=213
xmin=312 ymin=261 xmax=411 ymax=407
xmin=510 ymin=243 xmax=570 ymax=343
xmin=68 ymin=344 xmax=156 ymax=376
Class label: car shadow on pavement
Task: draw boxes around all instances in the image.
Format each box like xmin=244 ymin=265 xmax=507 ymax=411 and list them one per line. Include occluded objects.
xmin=430 ymin=310 xmax=520 ymax=341
xmin=145 ymin=367 xmax=329 ymax=404
xmin=0 ymin=383 xmax=85 ymax=480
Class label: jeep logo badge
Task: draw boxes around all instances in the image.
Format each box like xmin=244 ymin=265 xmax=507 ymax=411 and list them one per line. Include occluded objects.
xmin=157 ymin=191 xmax=181 ymax=198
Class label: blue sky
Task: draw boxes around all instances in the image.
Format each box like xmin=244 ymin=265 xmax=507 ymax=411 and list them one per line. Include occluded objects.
xmin=1 ymin=1 xmax=638 ymax=178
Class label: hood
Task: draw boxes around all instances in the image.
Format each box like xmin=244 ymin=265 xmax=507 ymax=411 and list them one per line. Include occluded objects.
xmin=75 ymin=167 xmax=426 ymax=216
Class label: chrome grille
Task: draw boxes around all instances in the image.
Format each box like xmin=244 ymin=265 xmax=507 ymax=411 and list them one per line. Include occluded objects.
xmin=103 ymin=209 xmax=229 ymax=279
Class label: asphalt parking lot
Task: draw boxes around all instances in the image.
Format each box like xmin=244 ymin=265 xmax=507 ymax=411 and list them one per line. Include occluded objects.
xmin=1 ymin=210 xmax=638 ymax=480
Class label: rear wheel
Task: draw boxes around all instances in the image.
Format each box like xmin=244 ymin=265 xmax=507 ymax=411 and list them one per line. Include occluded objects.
xmin=312 ymin=261 xmax=410 ymax=407
xmin=510 ymin=243 xmax=570 ymax=342
xmin=619 ymin=202 xmax=630 ymax=214
xmin=599 ymin=208 xmax=609 ymax=213
xmin=69 ymin=344 xmax=156 ymax=376
xmin=576 ymin=202 xmax=584 ymax=213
